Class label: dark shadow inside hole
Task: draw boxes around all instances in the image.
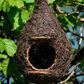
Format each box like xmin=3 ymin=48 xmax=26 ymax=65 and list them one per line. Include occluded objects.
xmin=29 ymin=42 xmax=56 ymax=69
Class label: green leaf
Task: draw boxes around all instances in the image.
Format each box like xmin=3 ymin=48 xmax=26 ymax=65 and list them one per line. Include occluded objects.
xmin=13 ymin=69 xmax=21 ymax=78
xmin=7 ymin=7 xmax=20 ymax=30
xmin=64 ymin=16 xmax=74 ymax=27
xmin=77 ymin=0 xmax=82 ymax=2
xmin=0 ymin=54 xmax=7 ymax=59
xmin=24 ymin=0 xmax=35 ymax=3
xmin=27 ymin=4 xmax=35 ymax=15
xmin=12 ymin=76 xmax=24 ymax=84
xmin=62 ymin=23 xmax=70 ymax=30
xmin=21 ymin=10 xmax=29 ymax=24
xmin=8 ymin=0 xmax=24 ymax=8
xmin=0 ymin=0 xmax=4 ymax=11
xmin=49 ymin=0 xmax=55 ymax=4
xmin=2 ymin=1 xmax=10 ymax=12
xmin=3 ymin=39 xmax=17 ymax=57
xmin=0 ymin=39 xmax=5 ymax=53
xmin=2 ymin=58 xmax=16 ymax=75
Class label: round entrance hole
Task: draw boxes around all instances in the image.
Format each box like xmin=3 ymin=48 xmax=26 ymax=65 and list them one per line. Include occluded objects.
xmin=29 ymin=42 xmax=56 ymax=69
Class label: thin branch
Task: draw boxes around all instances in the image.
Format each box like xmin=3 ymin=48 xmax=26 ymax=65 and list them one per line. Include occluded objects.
xmin=54 ymin=2 xmax=84 ymax=15
xmin=0 ymin=75 xmax=7 ymax=79
xmin=68 ymin=62 xmax=81 ymax=75
xmin=54 ymin=2 xmax=84 ymax=22
xmin=74 ymin=2 xmax=84 ymax=6
xmin=68 ymin=10 xmax=84 ymax=15
xmin=54 ymin=3 xmax=64 ymax=14
xmin=80 ymin=18 xmax=84 ymax=22
xmin=78 ymin=26 xmax=83 ymax=49
xmin=63 ymin=28 xmax=84 ymax=39
xmin=71 ymin=74 xmax=84 ymax=79
xmin=60 ymin=71 xmax=75 ymax=84
xmin=76 ymin=71 xmax=84 ymax=75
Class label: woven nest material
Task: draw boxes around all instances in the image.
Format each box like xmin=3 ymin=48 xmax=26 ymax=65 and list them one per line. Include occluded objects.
xmin=15 ymin=0 xmax=73 ymax=83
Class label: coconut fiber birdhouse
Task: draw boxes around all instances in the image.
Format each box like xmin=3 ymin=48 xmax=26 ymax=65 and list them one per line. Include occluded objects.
xmin=15 ymin=0 xmax=73 ymax=83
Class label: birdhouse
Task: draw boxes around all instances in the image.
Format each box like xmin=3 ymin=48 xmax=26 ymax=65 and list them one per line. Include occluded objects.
xmin=15 ymin=0 xmax=73 ymax=83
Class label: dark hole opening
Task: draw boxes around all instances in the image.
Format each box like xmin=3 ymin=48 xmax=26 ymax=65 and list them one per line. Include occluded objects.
xmin=29 ymin=42 xmax=56 ymax=69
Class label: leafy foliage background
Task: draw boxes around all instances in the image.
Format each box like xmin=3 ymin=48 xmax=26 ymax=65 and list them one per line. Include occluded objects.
xmin=0 ymin=0 xmax=84 ymax=84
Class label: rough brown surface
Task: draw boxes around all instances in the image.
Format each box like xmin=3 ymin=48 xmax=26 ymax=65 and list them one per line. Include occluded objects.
xmin=15 ymin=0 xmax=73 ymax=83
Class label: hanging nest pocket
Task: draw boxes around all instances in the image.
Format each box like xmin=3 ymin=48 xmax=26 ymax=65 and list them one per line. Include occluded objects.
xmin=15 ymin=0 xmax=73 ymax=83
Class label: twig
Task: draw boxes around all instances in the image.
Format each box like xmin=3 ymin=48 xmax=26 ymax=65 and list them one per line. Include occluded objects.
xmin=55 ymin=3 xmax=64 ymax=14
xmin=54 ymin=2 xmax=84 ymax=15
xmin=60 ymin=69 xmax=84 ymax=84
xmin=76 ymin=71 xmax=84 ymax=75
xmin=80 ymin=18 xmax=84 ymax=22
xmin=60 ymin=71 xmax=75 ymax=84
xmin=71 ymin=73 xmax=84 ymax=79
xmin=74 ymin=2 xmax=84 ymax=6
xmin=67 ymin=62 xmax=81 ymax=75
xmin=78 ymin=27 xmax=82 ymax=48
xmin=63 ymin=28 xmax=84 ymax=39
xmin=68 ymin=10 xmax=84 ymax=15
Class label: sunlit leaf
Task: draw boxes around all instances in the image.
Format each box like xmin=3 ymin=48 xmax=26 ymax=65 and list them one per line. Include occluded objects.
xmin=3 ymin=39 xmax=17 ymax=57
xmin=0 ymin=54 xmax=7 ymax=59
xmin=77 ymin=0 xmax=82 ymax=2
xmin=24 ymin=0 xmax=35 ymax=3
xmin=8 ymin=0 xmax=24 ymax=8
xmin=0 ymin=0 xmax=4 ymax=11
xmin=2 ymin=1 xmax=10 ymax=12
xmin=0 ymin=38 xmax=5 ymax=53
xmin=49 ymin=0 xmax=55 ymax=4
xmin=2 ymin=58 xmax=16 ymax=75
xmin=21 ymin=10 xmax=29 ymax=24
